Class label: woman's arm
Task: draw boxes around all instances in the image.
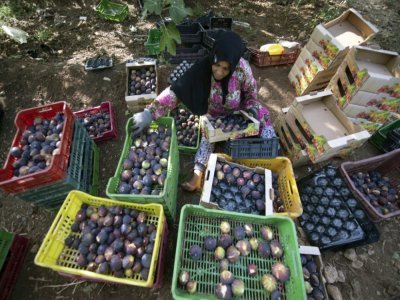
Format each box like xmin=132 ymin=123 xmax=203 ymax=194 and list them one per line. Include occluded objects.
xmin=146 ymin=86 xmax=180 ymax=120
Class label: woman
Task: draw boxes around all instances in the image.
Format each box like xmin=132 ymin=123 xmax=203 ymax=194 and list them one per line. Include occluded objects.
xmin=132 ymin=31 xmax=275 ymax=192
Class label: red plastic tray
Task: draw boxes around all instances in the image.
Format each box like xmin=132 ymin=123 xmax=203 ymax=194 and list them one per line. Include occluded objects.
xmin=73 ymin=101 xmax=118 ymax=143
xmin=0 ymin=102 xmax=75 ymax=194
xmin=249 ymin=47 xmax=300 ymax=67
xmin=58 ymin=218 xmax=169 ymax=288
xmin=0 ymin=234 xmax=30 ymax=300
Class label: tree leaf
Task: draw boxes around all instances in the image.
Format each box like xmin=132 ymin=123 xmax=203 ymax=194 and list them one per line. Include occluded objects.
xmin=159 ymin=24 xmax=177 ymax=56
xmin=169 ymin=0 xmax=191 ymax=24
xmin=166 ymin=22 xmax=181 ymax=44
xmin=143 ymin=0 xmax=163 ymax=15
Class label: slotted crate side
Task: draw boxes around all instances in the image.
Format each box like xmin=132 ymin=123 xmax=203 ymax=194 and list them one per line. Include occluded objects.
xmin=106 ymin=117 xmax=179 ymax=223
xmin=0 ymin=102 xmax=75 ymax=194
xmin=249 ymin=47 xmax=300 ymax=67
xmin=223 ymin=137 xmax=280 ymax=159
xmin=34 ymin=191 xmax=165 ymax=288
xmin=171 ymin=205 xmax=306 ymax=300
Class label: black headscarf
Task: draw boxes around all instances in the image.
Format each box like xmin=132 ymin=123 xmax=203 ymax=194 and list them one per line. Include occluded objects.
xmin=170 ymin=30 xmax=245 ymax=115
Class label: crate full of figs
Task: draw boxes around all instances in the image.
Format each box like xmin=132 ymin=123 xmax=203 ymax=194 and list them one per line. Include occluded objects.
xmin=171 ymin=205 xmax=306 ymax=299
xmin=125 ymin=60 xmax=158 ymax=112
xmin=200 ymin=154 xmax=274 ymax=216
xmin=34 ymin=191 xmax=165 ymax=288
xmin=202 ymin=110 xmax=260 ymax=143
xmin=169 ymin=105 xmax=200 ymax=152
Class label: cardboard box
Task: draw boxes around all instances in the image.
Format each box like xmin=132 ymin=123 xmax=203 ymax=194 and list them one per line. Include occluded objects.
xmin=287 ymin=91 xmax=370 ymax=162
xmin=125 ymin=60 xmax=158 ymax=111
xmin=343 ymin=103 xmax=399 ymax=123
xmin=348 ymin=117 xmax=382 ymax=134
xmin=200 ymin=154 xmax=274 ymax=215
xmin=346 ymin=90 xmax=399 ymax=112
xmin=300 ymin=47 xmax=325 ymax=76
xmin=312 ymin=8 xmax=378 ymax=49
xmin=202 ymin=110 xmax=260 ymax=143
xmin=274 ymin=114 xmax=310 ymax=167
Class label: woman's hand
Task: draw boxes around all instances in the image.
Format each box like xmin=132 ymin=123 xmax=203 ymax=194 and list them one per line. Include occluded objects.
xmin=132 ymin=109 xmax=153 ymax=136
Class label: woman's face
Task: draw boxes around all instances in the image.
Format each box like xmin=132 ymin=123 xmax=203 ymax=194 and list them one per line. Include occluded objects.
xmin=212 ymin=61 xmax=230 ymax=81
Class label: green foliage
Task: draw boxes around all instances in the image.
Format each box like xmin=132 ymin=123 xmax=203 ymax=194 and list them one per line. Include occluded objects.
xmin=305 ymin=3 xmax=345 ymax=30
xmin=35 ymin=28 xmax=52 ymax=42
xmin=0 ymin=1 xmax=36 ymax=22
xmin=143 ymin=0 xmax=191 ymax=56
xmin=0 ymin=5 xmax=13 ymax=21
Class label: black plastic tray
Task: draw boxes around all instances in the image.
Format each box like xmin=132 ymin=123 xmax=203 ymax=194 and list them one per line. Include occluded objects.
xmin=84 ymin=57 xmax=113 ymax=71
xmin=167 ymin=61 xmax=194 ymax=84
xmin=298 ymin=165 xmax=379 ymax=250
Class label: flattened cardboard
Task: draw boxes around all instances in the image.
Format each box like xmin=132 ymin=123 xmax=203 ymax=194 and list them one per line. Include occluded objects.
xmin=200 ymin=154 xmax=274 ymax=215
xmin=202 ymin=110 xmax=260 ymax=143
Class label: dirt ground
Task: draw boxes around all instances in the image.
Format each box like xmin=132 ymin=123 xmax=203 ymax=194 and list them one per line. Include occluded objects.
xmin=0 ymin=0 xmax=399 ymax=299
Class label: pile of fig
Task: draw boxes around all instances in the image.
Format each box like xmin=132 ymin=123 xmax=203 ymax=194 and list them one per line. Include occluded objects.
xmin=64 ymin=204 xmax=158 ymax=280
xmin=301 ymin=255 xmax=327 ymax=300
xmin=178 ymin=221 xmax=290 ymax=298
xmin=76 ymin=110 xmax=111 ymax=138
xmin=272 ymin=172 xmax=285 ymax=213
xmin=117 ymin=124 xmax=171 ymax=195
xmin=170 ymin=107 xmax=199 ymax=147
xmin=350 ymin=170 xmax=399 ymax=215
xmin=208 ymin=114 xmax=251 ymax=133
xmin=128 ymin=66 xmax=156 ymax=96
xmin=210 ymin=160 xmax=266 ymax=215
xmin=9 ymin=113 xmax=66 ymax=177
xmin=168 ymin=60 xmax=193 ymax=84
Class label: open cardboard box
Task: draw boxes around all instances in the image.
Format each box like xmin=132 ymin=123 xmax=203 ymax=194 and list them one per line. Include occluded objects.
xmin=348 ymin=117 xmax=382 ymax=134
xmin=306 ymin=38 xmax=347 ymax=71
xmin=345 ymin=90 xmax=398 ymax=111
xmin=343 ymin=102 xmax=399 ymax=123
xmin=286 ymin=91 xmax=370 ymax=162
xmin=299 ymin=47 xmax=325 ymax=76
xmin=125 ymin=60 xmax=158 ymax=111
xmin=313 ymin=8 xmax=378 ymax=49
xmin=200 ymin=153 xmax=274 ymax=215
xmin=202 ymin=110 xmax=259 ymax=143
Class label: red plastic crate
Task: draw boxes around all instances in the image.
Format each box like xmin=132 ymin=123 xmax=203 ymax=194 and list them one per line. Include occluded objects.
xmin=58 ymin=218 xmax=169 ymax=288
xmin=73 ymin=101 xmax=118 ymax=143
xmin=0 ymin=235 xmax=30 ymax=300
xmin=249 ymin=47 xmax=300 ymax=67
xmin=0 ymin=102 xmax=75 ymax=194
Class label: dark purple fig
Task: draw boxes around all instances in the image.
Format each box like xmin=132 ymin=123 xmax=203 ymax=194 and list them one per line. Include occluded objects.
xmin=97 ymin=244 xmax=107 ymax=255
xmin=252 ymin=173 xmax=262 ymax=184
xmin=233 ymin=226 xmax=245 ymax=240
xmin=260 ymin=226 xmax=274 ymax=241
xmin=220 ymin=270 xmax=234 ymax=285
xmin=271 ymin=262 xmax=290 ymax=282
xmin=310 ymin=273 xmax=320 ymax=287
xmin=214 ymin=246 xmax=225 ymax=260
xmin=236 ymin=177 xmax=245 ymax=186
xmin=241 ymin=186 xmax=251 ymax=198
xmin=96 ymin=262 xmax=109 ymax=274
xmin=122 ymin=255 xmax=134 ymax=269
xmin=220 ymin=259 xmax=229 ymax=272
xmin=189 ymin=245 xmax=202 ymax=261
xmin=270 ymin=240 xmax=283 ymax=258
xmin=112 ymin=238 xmax=124 ymax=252
xmin=303 ymin=267 xmax=310 ymax=280
xmin=231 ymin=279 xmax=245 ymax=297
xmin=75 ymin=209 xmax=86 ymax=222
xmin=98 ymin=205 xmax=107 ymax=217
xmin=225 ymin=174 xmax=235 ymax=185
xmin=258 ymin=241 xmax=271 ymax=258
xmin=204 ymin=236 xmax=217 ymax=251
xmin=132 ymin=261 xmax=142 ymax=274
xmin=110 ymin=255 xmax=122 ymax=272
xmin=215 ymin=283 xmax=232 ymax=299
xmin=10 ymin=147 xmax=22 ymax=158
xmin=76 ymin=254 xmax=87 ymax=267
xmin=222 ymin=164 xmax=232 ymax=174
xmin=306 ymin=261 xmax=317 ymax=273
xmin=140 ymin=268 xmax=150 ymax=280
xmin=137 ymin=212 xmax=146 ymax=223
xmin=141 ymin=253 xmax=152 ymax=268
xmin=248 ymin=263 xmax=257 ymax=276
xmin=262 ymin=274 xmax=277 ymax=292
xmin=123 ymin=159 xmax=134 ymax=170
xmin=104 ymin=247 xmax=114 ymax=261
xmin=226 ymin=246 xmax=240 ymax=263
xmin=81 ymin=233 xmax=94 ymax=246
xmin=242 ymin=170 xmax=253 ymax=180
xmin=218 ymin=234 xmax=233 ymax=249
xmin=271 ymin=290 xmax=282 ymax=300
xmin=232 ymin=168 xmax=241 ymax=178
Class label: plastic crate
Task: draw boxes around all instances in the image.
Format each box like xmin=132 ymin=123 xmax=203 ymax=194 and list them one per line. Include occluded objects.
xmin=249 ymin=47 xmax=301 ymax=67
xmin=210 ymin=17 xmax=232 ymax=30
xmin=176 ymin=22 xmax=204 ymax=44
xmin=171 ymin=205 xmax=306 ymax=300
xmin=145 ymin=28 xmax=162 ymax=56
xmin=74 ymin=101 xmax=118 ymax=143
xmin=34 ymin=191 xmax=165 ymax=288
xmin=0 ymin=234 xmax=29 ymax=300
xmin=340 ymin=149 xmax=400 ymax=222
xmin=369 ymin=119 xmax=400 ymax=152
xmin=106 ymin=117 xmax=179 ymax=224
xmin=95 ymin=0 xmax=129 ymax=22
xmin=167 ymin=44 xmax=209 ymax=64
xmin=223 ymin=137 xmax=280 ymax=159
xmin=202 ymin=30 xmax=247 ymax=51
xmin=218 ymin=154 xmax=303 ymax=219
xmin=15 ymin=120 xmax=98 ymax=208
xmin=0 ymin=231 xmax=14 ymax=271
xmin=0 ymin=102 xmax=75 ymax=194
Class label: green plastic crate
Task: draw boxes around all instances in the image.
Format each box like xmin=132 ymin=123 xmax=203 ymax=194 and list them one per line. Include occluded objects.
xmin=16 ymin=121 xmax=99 ymax=208
xmin=369 ymin=119 xmax=400 ymax=152
xmin=0 ymin=230 xmax=14 ymax=270
xmin=106 ymin=117 xmax=179 ymax=224
xmin=145 ymin=28 xmax=162 ymax=56
xmin=171 ymin=205 xmax=306 ymax=300
xmin=96 ymin=0 xmax=129 ymax=22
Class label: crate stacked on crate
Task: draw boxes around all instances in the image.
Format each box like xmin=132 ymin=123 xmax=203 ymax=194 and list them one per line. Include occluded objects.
xmin=298 ymin=164 xmax=380 ymax=250
xmin=275 ymin=90 xmax=370 ymax=164
xmin=369 ymin=119 xmax=400 ymax=152
xmin=327 ymin=46 xmax=400 ymax=133
xmin=106 ymin=117 xmax=179 ymax=224
xmin=0 ymin=231 xmax=29 ymax=300
xmin=288 ymin=8 xmax=378 ymax=96
xmin=0 ymin=102 xmax=99 ymax=209
xmin=34 ymin=191 xmax=166 ymax=287
xmin=171 ymin=205 xmax=306 ymax=299
xmin=74 ymin=101 xmax=118 ymax=143
xmin=125 ymin=60 xmax=158 ymax=112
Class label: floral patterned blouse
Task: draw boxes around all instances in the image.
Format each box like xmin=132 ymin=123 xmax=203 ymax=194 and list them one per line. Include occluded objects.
xmin=147 ymin=58 xmax=272 ymax=134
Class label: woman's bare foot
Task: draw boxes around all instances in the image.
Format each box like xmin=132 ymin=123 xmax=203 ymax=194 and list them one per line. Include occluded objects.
xmin=181 ymin=170 xmax=203 ymax=192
